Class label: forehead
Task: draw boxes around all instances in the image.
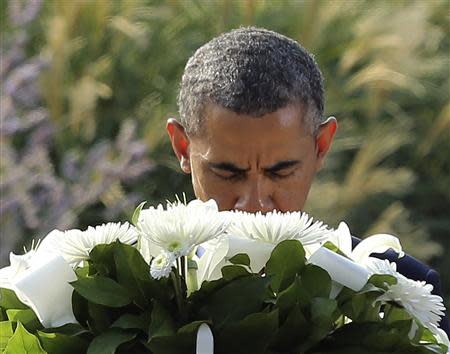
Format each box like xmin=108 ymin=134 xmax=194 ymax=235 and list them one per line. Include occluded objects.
xmin=190 ymin=104 xmax=314 ymax=164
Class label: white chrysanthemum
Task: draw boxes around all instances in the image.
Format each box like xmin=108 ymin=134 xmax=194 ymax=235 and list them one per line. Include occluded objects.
xmin=228 ymin=210 xmax=332 ymax=246
xmin=367 ymin=258 xmax=446 ymax=335
xmin=137 ymin=199 xmax=229 ymax=257
xmin=196 ymin=210 xmax=333 ymax=277
xmin=38 ymin=222 xmax=138 ymax=267
xmin=150 ymin=252 xmax=175 ymax=280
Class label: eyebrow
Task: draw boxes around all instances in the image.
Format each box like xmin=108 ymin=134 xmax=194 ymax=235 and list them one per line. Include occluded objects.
xmin=207 ymin=162 xmax=250 ymax=173
xmin=207 ymin=160 xmax=301 ymax=173
xmin=264 ymin=160 xmax=301 ymax=172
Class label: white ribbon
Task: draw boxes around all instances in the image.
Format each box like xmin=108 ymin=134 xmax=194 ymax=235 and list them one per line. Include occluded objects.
xmin=308 ymin=247 xmax=369 ymax=292
xmin=196 ymin=323 xmax=214 ymax=354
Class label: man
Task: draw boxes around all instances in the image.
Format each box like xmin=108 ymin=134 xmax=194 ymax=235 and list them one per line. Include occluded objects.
xmin=166 ymin=27 xmax=449 ymax=334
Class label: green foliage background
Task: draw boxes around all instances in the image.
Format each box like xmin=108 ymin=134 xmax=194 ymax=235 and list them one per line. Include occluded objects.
xmin=1 ymin=0 xmax=449 ymax=307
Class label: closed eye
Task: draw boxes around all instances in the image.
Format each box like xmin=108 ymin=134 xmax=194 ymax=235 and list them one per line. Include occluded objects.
xmin=264 ymin=160 xmax=300 ymax=179
xmin=208 ymin=162 xmax=249 ymax=181
xmin=266 ymin=169 xmax=296 ymax=179
xmin=212 ymin=170 xmax=246 ymax=181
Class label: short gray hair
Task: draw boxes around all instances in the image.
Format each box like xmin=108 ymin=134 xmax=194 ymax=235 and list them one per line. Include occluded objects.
xmin=178 ymin=27 xmax=324 ymax=135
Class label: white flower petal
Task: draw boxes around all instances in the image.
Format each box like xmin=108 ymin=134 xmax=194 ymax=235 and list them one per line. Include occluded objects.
xmin=138 ymin=238 xmax=163 ymax=264
xmin=196 ymin=237 xmax=229 ymax=284
xmin=226 ymin=235 xmax=274 ymax=273
xmin=138 ymin=199 xmax=229 ymax=257
xmin=352 ymin=234 xmax=404 ymax=264
xmin=327 ymin=222 xmax=353 ymax=256
xmin=228 ymin=210 xmax=332 ymax=246
xmin=429 ymin=324 xmax=449 ymax=347
xmin=37 ymin=223 xmax=138 ymax=267
xmin=0 ymin=251 xmax=36 ymax=290
xmin=12 ymin=253 xmax=77 ymax=328
xmin=150 ymin=251 xmax=175 ymax=280
xmin=367 ymin=258 xmax=446 ymax=334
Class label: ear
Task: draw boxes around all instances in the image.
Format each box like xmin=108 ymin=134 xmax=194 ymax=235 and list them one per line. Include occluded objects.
xmin=314 ymin=116 xmax=337 ymax=171
xmin=166 ymin=118 xmax=191 ymax=174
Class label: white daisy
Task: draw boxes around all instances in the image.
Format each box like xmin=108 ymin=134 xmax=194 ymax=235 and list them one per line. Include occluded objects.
xmin=228 ymin=210 xmax=332 ymax=246
xmin=137 ymin=199 xmax=229 ymax=257
xmin=38 ymin=222 xmax=138 ymax=267
xmin=150 ymin=251 xmax=176 ymax=280
xmin=366 ymin=258 xmax=446 ymax=336
xmin=197 ymin=210 xmax=333 ymax=275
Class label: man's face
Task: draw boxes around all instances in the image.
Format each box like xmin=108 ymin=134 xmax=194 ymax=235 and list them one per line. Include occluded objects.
xmin=168 ymin=103 xmax=336 ymax=213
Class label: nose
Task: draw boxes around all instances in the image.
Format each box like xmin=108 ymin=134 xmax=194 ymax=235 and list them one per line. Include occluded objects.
xmin=233 ymin=177 xmax=275 ymax=214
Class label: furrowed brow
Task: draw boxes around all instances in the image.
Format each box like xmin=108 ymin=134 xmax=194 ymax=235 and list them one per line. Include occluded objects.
xmin=208 ymin=162 xmax=250 ymax=173
xmin=264 ymin=160 xmax=301 ymax=173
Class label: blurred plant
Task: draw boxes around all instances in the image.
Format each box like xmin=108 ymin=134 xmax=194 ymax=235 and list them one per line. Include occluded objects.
xmin=0 ymin=0 xmax=153 ymax=265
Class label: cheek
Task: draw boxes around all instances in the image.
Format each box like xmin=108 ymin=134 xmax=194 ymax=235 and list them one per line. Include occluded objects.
xmin=273 ymin=171 xmax=316 ymax=211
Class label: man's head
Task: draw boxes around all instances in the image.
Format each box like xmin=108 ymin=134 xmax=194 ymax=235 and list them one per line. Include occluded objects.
xmin=167 ymin=27 xmax=336 ymax=212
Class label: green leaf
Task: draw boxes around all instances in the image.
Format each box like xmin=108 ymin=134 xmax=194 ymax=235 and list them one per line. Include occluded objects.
xmin=147 ymin=333 xmax=195 ymax=354
xmin=0 ymin=321 xmax=14 ymax=350
xmin=296 ymin=298 xmax=338 ymax=352
xmin=149 ymin=301 xmax=175 ymax=339
xmin=72 ymin=291 xmax=89 ymax=327
xmin=368 ymin=273 xmax=397 ymax=289
xmin=265 ymin=240 xmax=306 ymax=293
xmin=6 ymin=309 xmax=42 ymax=332
xmin=228 ymin=253 xmax=251 ymax=267
xmin=132 ymin=201 xmax=146 ymax=226
xmin=0 ymin=288 xmax=28 ymax=310
xmin=71 ymin=276 xmax=132 ymax=307
xmin=322 ymin=241 xmax=349 ymax=258
xmin=37 ymin=331 xmax=89 ymax=354
xmin=148 ymin=321 xmax=205 ymax=354
xmin=39 ymin=323 xmax=88 ymax=336
xmin=299 ymin=264 xmax=332 ymax=299
xmin=319 ymin=322 xmax=441 ymax=353
xmin=87 ymin=328 xmax=137 ymax=354
xmin=383 ymin=304 xmax=413 ymax=324
xmin=322 ymin=241 xmax=340 ymax=253
xmin=75 ymin=263 xmax=90 ymax=278
xmin=4 ymin=322 xmax=46 ymax=354
xmin=202 ymin=276 xmax=268 ymax=328
xmin=309 ymin=298 xmax=338 ymax=342
xmin=189 ymin=278 xmax=227 ymax=306
xmin=310 ymin=298 xmax=338 ymax=328
xmin=89 ymin=243 xmax=117 ymax=278
xmin=345 ymin=291 xmax=383 ymax=322
xmin=221 ymin=265 xmax=250 ymax=281
xmin=272 ymin=304 xmax=308 ymax=351
xmin=216 ymin=310 xmax=279 ymax=354
xmin=177 ymin=320 xmax=209 ymax=334
xmin=113 ymin=242 xmax=151 ymax=309
xmin=87 ymin=302 xmax=114 ymax=333
xmin=276 ymin=277 xmax=302 ymax=318
xmin=111 ymin=313 xmax=149 ymax=332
